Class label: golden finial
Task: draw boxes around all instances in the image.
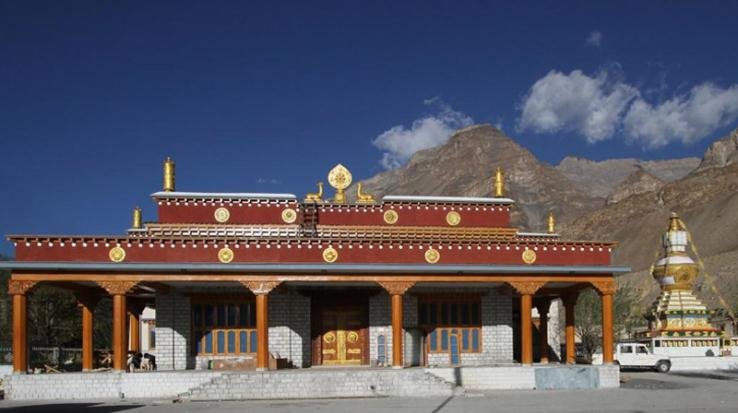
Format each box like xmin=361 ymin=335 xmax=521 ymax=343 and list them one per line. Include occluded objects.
xmin=547 ymin=211 xmax=556 ymax=234
xmin=494 ymin=167 xmax=505 ymax=197
xmin=668 ymin=212 xmax=684 ymax=231
xmin=132 ymin=207 xmax=142 ymax=229
xmin=304 ymin=182 xmax=324 ymax=203
xmin=327 ymin=164 xmax=352 ymax=204
xmin=163 ymin=157 xmax=176 ymax=192
xmin=356 ymin=183 xmax=375 ymax=204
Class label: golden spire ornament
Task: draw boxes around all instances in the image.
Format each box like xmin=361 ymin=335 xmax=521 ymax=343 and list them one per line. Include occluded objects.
xmin=132 ymin=207 xmax=143 ymax=229
xmin=547 ymin=211 xmax=556 ymax=234
xmin=163 ymin=157 xmax=176 ymax=192
xmin=494 ymin=167 xmax=505 ymax=197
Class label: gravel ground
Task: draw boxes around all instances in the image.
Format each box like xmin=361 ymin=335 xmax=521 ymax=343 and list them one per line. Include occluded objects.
xmin=1 ymin=371 xmax=738 ymax=413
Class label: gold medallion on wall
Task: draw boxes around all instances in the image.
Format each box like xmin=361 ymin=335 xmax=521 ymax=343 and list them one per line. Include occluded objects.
xmin=108 ymin=246 xmax=126 ymax=263
xmin=424 ymin=247 xmax=441 ymax=264
xmin=347 ymin=331 xmax=359 ymax=343
xmin=214 ymin=207 xmax=230 ymax=223
xmin=323 ymin=332 xmax=336 ymax=343
xmin=281 ymin=208 xmax=297 ymax=224
xmin=522 ymin=249 xmax=537 ymax=265
xmin=446 ymin=211 xmax=461 ymax=226
xmin=323 ymin=246 xmax=338 ymax=263
xmin=218 ymin=247 xmax=235 ymax=263
xmin=383 ymin=209 xmax=399 ymax=225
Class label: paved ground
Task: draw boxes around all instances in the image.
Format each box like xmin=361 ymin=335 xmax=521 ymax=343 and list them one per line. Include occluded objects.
xmin=1 ymin=371 xmax=737 ymax=413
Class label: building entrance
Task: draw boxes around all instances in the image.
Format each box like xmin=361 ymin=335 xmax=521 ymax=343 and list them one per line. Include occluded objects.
xmin=312 ymin=294 xmax=369 ymax=366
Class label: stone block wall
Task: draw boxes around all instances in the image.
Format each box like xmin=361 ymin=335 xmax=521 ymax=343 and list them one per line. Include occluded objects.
xmin=370 ymin=287 xmax=513 ymax=367
xmin=369 ymin=292 xmax=392 ymax=366
xmin=426 ymin=289 xmax=513 ymax=366
xmin=268 ymin=288 xmax=311 ymax=368
xmin=155 ymin=291 xmax=192 ymax=370
xmin=157 ymin=287 xmax=311 ymax=370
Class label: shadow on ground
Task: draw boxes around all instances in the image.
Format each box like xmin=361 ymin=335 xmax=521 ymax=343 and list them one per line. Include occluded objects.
xmin=0 ymin=403 xmax=144 ymax=412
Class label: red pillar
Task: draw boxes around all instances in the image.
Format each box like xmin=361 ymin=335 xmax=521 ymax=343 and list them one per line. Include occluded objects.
xmin=77 ymin=295 xmax=100 ymax=372
xmin=12 ymin=294 xmax=28 ymax=373
xmin=520 ymin=293 xmax=533 ymax=365
xmin=601 ymin=293 xmax=614 ymax=365
xmin=563 ymin=294 xmax=578 ymax=365
xmin=112 ymin=293 xmax=128 ymax=371
xmin=9 ymin=280 xmax=36 ymax=374
xmin=255 ymin=293 xmax=269 ymax=370
xmin=391 ymin=293 xmax=404 ymax=368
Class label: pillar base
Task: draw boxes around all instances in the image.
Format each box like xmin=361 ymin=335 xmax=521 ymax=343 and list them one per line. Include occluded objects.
xmin=256 ymin=367 xmax=268 ymax=372
xmin=391 ymin=365 xmax=404 ymax=369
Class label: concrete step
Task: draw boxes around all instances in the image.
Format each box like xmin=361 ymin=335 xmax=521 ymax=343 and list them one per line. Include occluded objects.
xmin=181 ymin=368 xmax=460 ymax=400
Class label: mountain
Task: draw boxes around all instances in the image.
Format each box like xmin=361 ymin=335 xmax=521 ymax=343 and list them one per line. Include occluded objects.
xmin=695 ymin=128 xmax=738 ymax=171
xmin=356 ymin=124 xmax=601 ymax=230
xmin=606 ymin=168 xmax=664 ymax=205
xmin=355 ymin=123 xmax=738 ymax=314
xmin=556 ymin=156 xmax=699 ymax=198
xmin=563 ymin=127 xmax=738 ymax=312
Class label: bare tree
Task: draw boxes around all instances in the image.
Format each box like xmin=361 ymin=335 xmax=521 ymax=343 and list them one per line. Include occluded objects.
xmin=575 ymin=281 xmax=643 ymax=361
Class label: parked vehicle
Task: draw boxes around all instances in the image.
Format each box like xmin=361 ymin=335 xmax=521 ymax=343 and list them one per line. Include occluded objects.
xmin=592 ymin=343 xmax=671 ymax=372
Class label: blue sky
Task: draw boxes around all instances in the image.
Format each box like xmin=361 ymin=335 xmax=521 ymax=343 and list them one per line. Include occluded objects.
xmin=2 ymin=1 xmax=738 ymax=256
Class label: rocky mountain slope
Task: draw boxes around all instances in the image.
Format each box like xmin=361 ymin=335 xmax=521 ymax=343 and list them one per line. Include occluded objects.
xmin=356 ymin=124 xmax=601 ymax=230
xmin=356 ymin=124 xmax=738 ymax=313
xmin=563 ymin=128 xmax=738 ymax=312
xmin=606 ymin=169 xmax=664 ymax=205
xmin=556 ymin=156 xmax=699 ymax=198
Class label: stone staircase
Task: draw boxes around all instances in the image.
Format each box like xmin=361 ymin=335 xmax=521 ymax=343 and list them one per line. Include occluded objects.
xmin=180 ymin=368 xmax=461 ymax=400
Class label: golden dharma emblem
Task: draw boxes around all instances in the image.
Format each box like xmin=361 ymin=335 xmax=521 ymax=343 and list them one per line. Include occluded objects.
xmin=281 ymin=208 xmax=297 ymax=224
xmin=425 ymin=248 xmax=440 ymax=264
xmin=327 ymin=164 xmax=352 ymax=190
xmin=214 ymin=207 xmax=230 ymax=223
xmin=323 ymin=332 xmax=336 ymax=343
xmin=347 ymin=331 xmax=359 ymax=343
xmin=522 ymin=249 xmax=537 ymax=265
xmin=108 ymin=246 xmax=126 ymax=263
xmin=322 ymin=246 xmax=338 ymax=263
xmin=218 ymin=247 xmax=234 ymax=263
xmin=446 ymin=211 xmax=461 ymax=226
xmin=383 ymin=209 xmax=399 ymax=225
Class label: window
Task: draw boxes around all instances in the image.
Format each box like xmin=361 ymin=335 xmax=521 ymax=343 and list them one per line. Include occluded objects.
xmin=192 ymin=299 xmax=256 ymax=356
xmin=621 ymin=345 xmax=633 ymax=354
xmin=636 ymin=346 xmax=649 ymax=354
xmin=418 ymin=296 xmax=482 ymax=353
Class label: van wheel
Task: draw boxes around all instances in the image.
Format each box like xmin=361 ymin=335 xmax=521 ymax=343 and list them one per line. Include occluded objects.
xmin=655 ymin=360 xmax=671 ymax=373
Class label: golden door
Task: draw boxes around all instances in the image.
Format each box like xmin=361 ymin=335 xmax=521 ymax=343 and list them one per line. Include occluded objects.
xmin=321 ymin=309 xmax=363 ymax=365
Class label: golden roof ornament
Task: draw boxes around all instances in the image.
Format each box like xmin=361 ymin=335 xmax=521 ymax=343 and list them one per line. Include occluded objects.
xmin=304 ymin=182 xmax=324 ymax=203
xmin=494 ymin=167 xmax=505 ymax=197
xmin=163 ymin=157 xmax=176 ymax=192
xmin=327 ymin=164 xmax=352 ymax=204
xmin=547 ymin=211 xmax=556 ymax=234
xmin=356 ymin=183 xmax=375 ymax=204
xmin=132 ymin=207 xmax=143 ymax=229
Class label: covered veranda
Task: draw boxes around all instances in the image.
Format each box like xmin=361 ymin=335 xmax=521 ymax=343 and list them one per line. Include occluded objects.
xmin=5 ymin=261 xmax=627 ymax=374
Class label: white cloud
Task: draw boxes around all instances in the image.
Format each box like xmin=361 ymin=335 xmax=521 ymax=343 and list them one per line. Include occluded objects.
xmin=517 ymin=69 xmax=639 ymax=142
xmin=586 ymin=31 xmax=602 ymax=47
xmin=517 ymin=67 xmax=738 ymax=149
xmin=372 ymin=98 xmax=473 ymax=169
xmin=623 ymin=83 xmax=738 ymax=148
